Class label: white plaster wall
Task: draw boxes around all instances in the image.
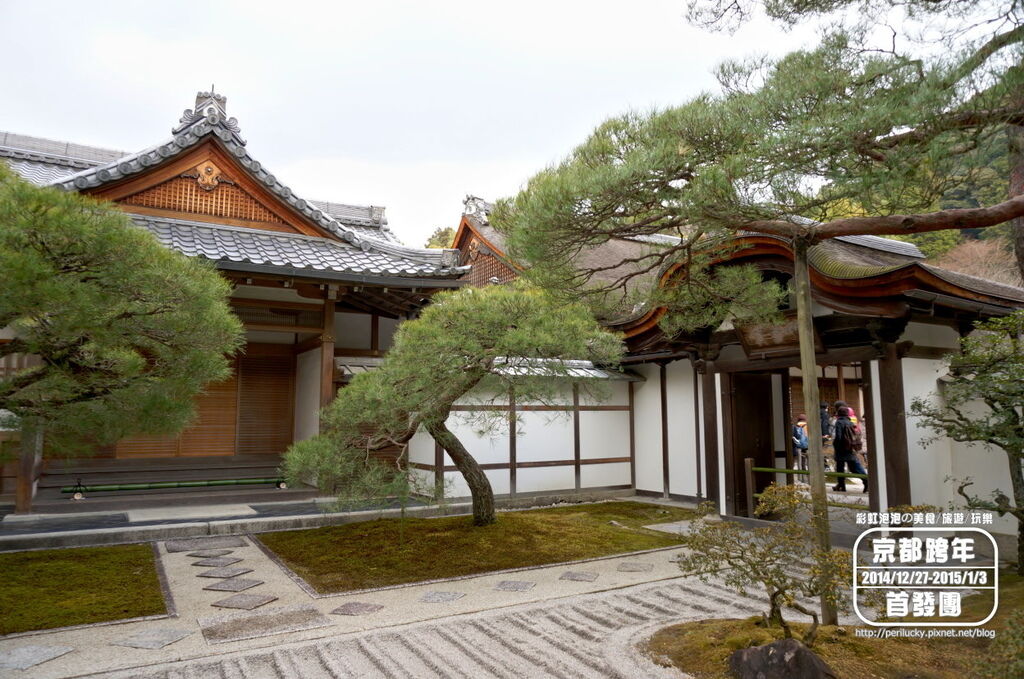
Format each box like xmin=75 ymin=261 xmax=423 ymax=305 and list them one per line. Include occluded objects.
xmin=579 ymin=380 xmax=629 ymax=406
xmin=334 ymin=312 xmax=372 ymax=349
xmin=579 ymin=411 xmax=630 ymax=459
xmin=581 ymin=462 xmax=631 ymax=488
xmin=904 ymin=357 xmax=1017 ymax=536
xmin=517 ymin=465 xmax=575 ymax=493
xmin=516 ymin=411 xmax=573 ymax=463
xmin=407 ymin=428 xmax=434 ymax=466
xmin=442 ymin=469 xmax=510 ymax=498
xmin=447 ymin=411 xmax=510 ymax=466
xmin=0 ymin=326 xmax=15 ymax=340
xmin=631 ymin=363 xmax=664 ymax=494
xmin=902 ymin=358 xmax=955 ymax=509
xmin=666 ymin=360 xmax=699 ymax=497
xmin=292 ymin=348 xmax=321 ymax=441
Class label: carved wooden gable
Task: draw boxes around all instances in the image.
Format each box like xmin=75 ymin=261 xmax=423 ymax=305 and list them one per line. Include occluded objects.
xmin=122 ymin=164 xmax=281 ymax=224
xmin=89 ymin=140 xmax=332 ymax=238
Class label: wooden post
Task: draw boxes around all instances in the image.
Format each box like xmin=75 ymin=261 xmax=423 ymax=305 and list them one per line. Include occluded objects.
xmin=878 ymin=343 xmax=912 ymax=508
xmin=320 ymin=298 xmax=336 ymax=409
xmin=628 ymin=381 xmax=636 ymax=491
xmin=660 ymin=362 xmax=670 ymax=498
xmin=572 ymin=384 xmax=581 ymax=491
xmin=793 ymin=236 xmax=838 ymax=626
xmin=508 ymin=389 xmax=517 ymax=498
xmin=744 ymin=457 xmax=755 ymax=518
xmin=14 ymin=419 xmax=43 ymax=514
xmin=836 ymin=363 xmax=846 ymax=402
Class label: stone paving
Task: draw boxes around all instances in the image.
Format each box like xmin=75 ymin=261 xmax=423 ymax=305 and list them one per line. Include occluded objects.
xmin=88 ymin=577 xmax=773 ymax=678
xmin=0 ymin=500 xmax=846 ymax=679
xmin=0 ymin=532 xmax=729 ymax=678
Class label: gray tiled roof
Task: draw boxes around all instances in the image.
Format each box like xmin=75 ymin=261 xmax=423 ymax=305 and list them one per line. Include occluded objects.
xmin=135 ymin=215 xmax=467 ymax=279
xmin=0 ymin=99 xmax=398 ymax=246
xmin=0 ymin=131 xmax=127 ymax=165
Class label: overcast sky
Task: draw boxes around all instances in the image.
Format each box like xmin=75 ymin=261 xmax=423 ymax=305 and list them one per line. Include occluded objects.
xmin=1 ymin=1 xmax=820 ymax=247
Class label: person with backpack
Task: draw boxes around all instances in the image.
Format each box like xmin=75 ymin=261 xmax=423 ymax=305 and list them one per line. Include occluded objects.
xmin=832 ymin=406 xmax=867 ymax=492
xmin=791 ymin=413 xmax=809 ymax=471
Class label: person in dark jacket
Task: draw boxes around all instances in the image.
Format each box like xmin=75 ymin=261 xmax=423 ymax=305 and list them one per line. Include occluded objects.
xmin=819 ymin=403 xmax=832 ymax=443
xmin=792 ymin=414 xmax=809 ymax=470
xmin=832 ymin=406 xmax=867 ymax=491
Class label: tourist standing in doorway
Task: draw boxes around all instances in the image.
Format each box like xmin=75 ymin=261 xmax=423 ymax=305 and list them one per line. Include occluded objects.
xmin=832 ymin=406 xmax=867 ymax=492
xmin=792 ymin=414 xmax=809 ymax=471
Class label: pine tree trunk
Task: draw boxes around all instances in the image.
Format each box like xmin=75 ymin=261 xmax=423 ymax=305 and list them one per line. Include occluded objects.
xmin=426 ymin=419 xmax=496 ymax=526
xmin=1008 ymin=92 xmax=1024 ymax=283
xmin=1006 ymin=447 xmax=1024 ymax=576
xmin=793 ymin=237 xmax=838 ymax=626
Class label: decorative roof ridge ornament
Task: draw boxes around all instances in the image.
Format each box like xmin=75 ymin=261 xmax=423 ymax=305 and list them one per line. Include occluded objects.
xmin=463 ymin=195 xmax=493 ymax=223
xmin=172 ymin=88 xmax=245 ymax=144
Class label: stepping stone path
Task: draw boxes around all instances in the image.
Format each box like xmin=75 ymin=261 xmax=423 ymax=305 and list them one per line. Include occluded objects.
xmin=494 ymin=580 xmax=536 ymax=592
xmin=203 ymin=577 xmax=264 ymax=592
xmin=420 ymin=591 xmax=465 ymax=603
xmin=0 ymin=645 xmax=74 ymax=671
xmin=560 ymin=570 xmax=599 ymax=582
xmin=111 ymin=628 xmax=192 ymax=650
xmin=191 ymin=556 xmax=242 ymax=567
xmin=617 ymin=561 xmax=654 ymax=572
xmin=164 ymin=536 xmax=248 ymax=553
xmin=196 ymin=566 xmax=253 ymax=579
xmin=212 ymin=593 xmax=279 ymax=610
xmin=331 ymin=601 xmax=385 ymax=616
xmin=198 ymin=604 xmax=332 ymax=644
xmin=187 ymin=549 xmax=235 ymax=558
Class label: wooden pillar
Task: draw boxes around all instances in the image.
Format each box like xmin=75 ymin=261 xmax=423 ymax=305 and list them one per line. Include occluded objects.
xmin=14 ymin=420 xmax=43 ymax=514
xmin=572 ymin=384 xmax=581 ymax=491
xmin=701 ymin=370 xmax=720 ymax=508
xmin=693 ymin=365 xmax=703 ymax=498
xmin=508 ymin=389 xmax=517 ymax=497
xmin=660 ymin=362 xmax=670 ymax=498
xmin=860 ymin=360 xmax=882 ymax=513
xmin=370 ymin=314 xmax=380 ymax=353
xmin=627 ymin=381 xmax=636 ymax=490
xmin=836 ymin=364 xmax=846 ymax=402
xmin=878 ymin=343 xmax=912 ymax=508
xmin=320 ymin=298 xmax=336 ymax=409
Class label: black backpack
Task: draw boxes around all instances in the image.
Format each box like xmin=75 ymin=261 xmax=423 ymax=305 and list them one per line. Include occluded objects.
xmin=838 ymin=419 xmax=863 ymax=453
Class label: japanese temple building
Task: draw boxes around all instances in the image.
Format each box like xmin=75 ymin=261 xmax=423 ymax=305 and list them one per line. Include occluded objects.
xmin=3 ymin=91 xmax=1024 ymax=551
xmin=448 ymin=198 xmax=1024 ymax=547
xmin=1 ymin=91 xmax=468 ymax=509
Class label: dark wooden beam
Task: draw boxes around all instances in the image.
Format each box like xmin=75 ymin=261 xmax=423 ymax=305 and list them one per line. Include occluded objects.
xmin=628 ymin=381 xmax=636 ymax=490
xmin=244 ymin=322 xmax=322 ymax=334
xmin=861 ymin=360 xmax=882 ymax=513
xmin=660 ymin=362 xmax=670 ymax=498
xmin=878 ymin=343 xmax=912 ymax=507
xmin=573 ymin=384 xmax=581 ymax=491
xmin=371 ymin=314 xmax=380 ymax=352
xmin=320 ymin=298 xmax=336 ymax=408
xmin=711 ymin=345 xmax=881 ymax=373
xmin=509 ymin=389 xmax=517 ymax=497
